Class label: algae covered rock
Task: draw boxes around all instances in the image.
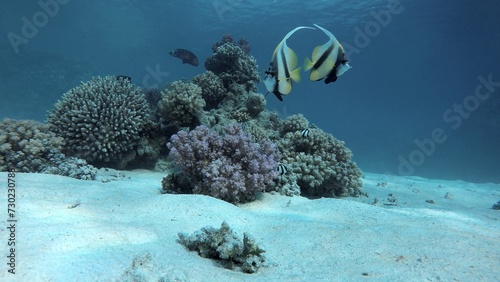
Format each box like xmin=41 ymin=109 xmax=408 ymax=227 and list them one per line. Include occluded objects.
xmin=178 ymin=221 xmax=266 ymax=273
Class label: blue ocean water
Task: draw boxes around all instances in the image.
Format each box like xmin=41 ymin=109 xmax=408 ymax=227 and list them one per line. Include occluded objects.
xmin=1 ymin=0 xmax=499 ymax=183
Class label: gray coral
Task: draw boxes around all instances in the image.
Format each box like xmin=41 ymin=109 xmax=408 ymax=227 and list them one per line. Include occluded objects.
xmin=47 ymin=76 xmax=151 ymax=168
xmin=0 ymin=118 xmax=97 ymax=179
xmin=158 ymin=81 xmax=206 ymax=128
xmin=0 ymin=118 xmax=64 ymax=172
xmin=192 ymin=71 xmax=226 ymax=109
xmin=204 ymin=43 xmax=260 ymax=92
xmin=245 ymin=92 xmax=266 ymax=118
xmin=277 ymin=125 xmax=363 ymax=197
xmin=281 ymin=114 xmax=310 ymax=134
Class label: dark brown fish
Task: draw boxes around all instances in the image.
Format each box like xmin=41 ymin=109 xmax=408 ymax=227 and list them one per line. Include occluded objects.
xmin=169 ymin=48 xmax=199 ymax=66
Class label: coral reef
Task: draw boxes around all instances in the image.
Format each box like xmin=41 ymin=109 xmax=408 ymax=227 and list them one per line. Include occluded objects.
xmin=211 ymin=34 xmax=234 ymax=53
xmin=17 ymin=33 xmax=363 ymax=198
xmin=142 ymin=87 xmax=163 ymax=114
xmin=165 ymin=124 xmax=280 ymax=204
xmin=40 ymin=156 xmax=96 ymax=180
xmin=211 ymin=34 xmax=251 ymax=54
xmin=158 ymin=81 xmax=206 ymax=128
xmin=204 ymin=43 xmax=260 ymax=92
xmin=192 ymin=71 xmax=226 ymax=109
xmin=47 ymin=76 xmax=151 ymax=169
xmin=277 ymin=116 xmax=363 ymax=197
xmin=0 ymin=118 xmax=126 ymax=180
xmin=280 ymin=113 xmax=309 ymax=134
xmin=178 ymin=221 xmax=266 ymax=273
xmin=1 ymin=118 xmax=63 ymax=173
xmin=230 ymin=110 xmax=252 ymax=122
xmin=272 ymin=172 xmax=301 ymax=196
xmin=237 ymin=37 xmax=251 ymax=54
xmin=244 ymin=92 xmax=266 ymax=118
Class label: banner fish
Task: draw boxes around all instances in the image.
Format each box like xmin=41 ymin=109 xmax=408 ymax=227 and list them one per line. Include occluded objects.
xmin=264 ymin=26 xmax=315 ymax=101
xmin=169 ymin=48 xmax=199 ymax=66
xmin=304 ymin=24 xmax=351 ymax=84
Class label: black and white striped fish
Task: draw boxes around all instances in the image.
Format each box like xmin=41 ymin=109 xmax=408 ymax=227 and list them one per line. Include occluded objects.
xmin=304 ymin=24 xmax=351 ymax=84
xmin=300 ymin=129 xmax=310 ymax=137
xmin=275 ymin=164 xmax=288 ymax=175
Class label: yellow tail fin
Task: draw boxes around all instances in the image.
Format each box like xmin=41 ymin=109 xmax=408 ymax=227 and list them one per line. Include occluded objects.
xmin=290 ymin=67 xmax=302 ymax=83
xmin=304 ymin=57 xmax=314 ymax=72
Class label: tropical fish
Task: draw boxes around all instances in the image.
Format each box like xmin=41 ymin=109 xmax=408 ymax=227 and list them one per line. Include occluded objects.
xmin=170 ymin=48 xmax=199 ymax=66
xmin=276 ymin=164 xmax=288 ymax=175
xmin=304 ymin=24 xmax=351 ymax=84
xmin=301 ymin=129 xmax=310 ymax=137
xmin=115 ymin=75 xmax=132 ymax=82
xmin=264 ymin=26 xmax=315 ymax=101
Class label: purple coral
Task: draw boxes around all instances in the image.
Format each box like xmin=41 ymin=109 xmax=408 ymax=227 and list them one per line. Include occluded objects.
xmin=237 ymin=37 xmax=251 ymax=54
xmin=167 ymin=124 xmax=280 ymax=203
xmin=211 ymin=34 xmax=251 ymax=54
xmin=212 ymin=34 xmax=234 ymax=52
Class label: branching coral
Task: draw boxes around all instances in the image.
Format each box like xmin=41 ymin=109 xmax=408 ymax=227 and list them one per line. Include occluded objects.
xmin=211 ymin=34 xmax=234 ymax=53
xmin=204 ymin=43 xmax=260 ymax=92
xmin=47 ymin=76 xmax=151 ymax=169
xmin=158 ymin=81 xmax=206 ymax=128
xmin=192 ymin=71 xmax=226 ymax=109
xmin=166 ymin=124 xmax=280 ymax=204
xmin=211 ymin=34 xmax=251 ymax=54
xmin=244 ymin=92 xmax=266 ymax=118
xmin=230 ymin=110 xmax=252 ymax=122
xmin=281 ymin=114 xmax=310 ymax=134
xmin=0 ymin=118 xmax=97 ymax=179
xmin=277 ymin=121 xmax=363 ymax=197
xmin=0 ymin=118 xmax=63 ymax=172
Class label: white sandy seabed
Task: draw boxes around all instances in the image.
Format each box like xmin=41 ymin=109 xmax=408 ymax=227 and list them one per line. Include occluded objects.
xmin=0 ymin=170 xmax=499 ymax=282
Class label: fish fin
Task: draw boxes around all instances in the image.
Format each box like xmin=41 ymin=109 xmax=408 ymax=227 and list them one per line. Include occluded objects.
xmin=313 ymin=24 xmax=338 ymax=42
xmin=283 ymin=26 xmax=316 ymax=41
xmin=324 ymin=74 xmax=338 ymax=84
xmin=311 ymin=45 xmax=325 ymax=62
xmin=278 ymin=79 xmax=293 ymax=95
xmin=263 ymin=76 xmax=276 ymax=92
xmin=273 ymin=91 xmax=284 ymax=101
xmin=273 ymin=26 xmax=314 ymax=62
xmin=290 ymin=67 xmax=301 ymax=83
xmin=286 ymin=48 xmax=299 ymax=69
xmin=304 ymin=57 xmax=314 ymax=72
